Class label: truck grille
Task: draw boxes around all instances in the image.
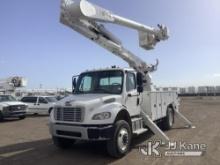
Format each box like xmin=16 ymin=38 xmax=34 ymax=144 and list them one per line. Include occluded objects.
xmin=55 ymin=107 xmax=83 ymax=122
xmin=9 ymin=105 xmax=26 ymax=111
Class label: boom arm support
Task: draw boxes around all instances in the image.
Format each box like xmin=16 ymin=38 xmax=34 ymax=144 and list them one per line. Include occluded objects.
xmin=0 ymin=77 xmax=27 ymax=94
xmin=60 ymin=0 xmax=169 ymax=89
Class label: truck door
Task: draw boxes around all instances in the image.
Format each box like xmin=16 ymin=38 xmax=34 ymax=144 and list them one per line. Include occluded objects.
xmin=37 ymin=97 xmax=49 ymax=114
xmin=21 ymin=96 xmax=38 ymax=114
xmin=125 ymin=72 xmax=140 ymax=117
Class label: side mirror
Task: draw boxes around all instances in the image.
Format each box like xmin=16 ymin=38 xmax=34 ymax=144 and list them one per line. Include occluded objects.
xmin=137 ymin=86 xmax=144 ymax=93
xmin=72 ymin=77 xmax=77 ymax=93
xmin=137 ymin=72 xmax=143 ymax=86
xmin=136 ymin=72 xmax=143 ymax=93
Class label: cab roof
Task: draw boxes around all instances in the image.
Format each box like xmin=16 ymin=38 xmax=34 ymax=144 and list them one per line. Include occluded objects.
xmin=82 ymin=67 xmax=135 ymax=74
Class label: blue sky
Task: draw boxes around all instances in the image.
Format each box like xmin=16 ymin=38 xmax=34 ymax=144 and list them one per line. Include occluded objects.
xmin=0 ymin=0 xmax=219 ymax=89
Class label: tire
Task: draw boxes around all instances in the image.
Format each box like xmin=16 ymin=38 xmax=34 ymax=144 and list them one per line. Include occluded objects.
xmin=107 ymin=120 xmax=132 ymax=158
xmin=0 ymin=112 xmax=4 ymax=121
xmin=19 ymin=115 xmax=26 ymax=120
xmin=52 ymin=136 xmax=75 ymax=149
xmin=48 ymin=108 xmax=53 ymax=114
xmin=162 ymin=107 xmax=174 ymax=130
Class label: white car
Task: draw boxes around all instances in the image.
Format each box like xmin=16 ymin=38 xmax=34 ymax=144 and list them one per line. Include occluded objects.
xmin=21 ymin=96 xmax=57 ymax=115
xmin=0 ymin=95 xmax=27 ymax=121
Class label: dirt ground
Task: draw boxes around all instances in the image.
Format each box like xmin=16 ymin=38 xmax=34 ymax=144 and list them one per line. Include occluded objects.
xmin=0 ymin=97 xmax=220 ymax=165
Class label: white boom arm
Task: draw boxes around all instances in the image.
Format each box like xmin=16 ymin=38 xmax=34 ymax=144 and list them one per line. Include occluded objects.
xmin=0 ymin=77 xmax=27 ymax=94
xmin=60 ymin=0 xmax=169 ymax=89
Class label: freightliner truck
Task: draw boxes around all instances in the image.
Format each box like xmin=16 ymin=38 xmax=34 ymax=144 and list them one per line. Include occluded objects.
xmin=49 ymin=0 xmax=194 ymax=158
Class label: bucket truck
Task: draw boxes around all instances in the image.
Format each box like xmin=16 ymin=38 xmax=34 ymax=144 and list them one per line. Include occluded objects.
xmin=49 ymin=0 xmax=194 ymax=157
xmin=0 ymin=76 xmax=27 ymax=95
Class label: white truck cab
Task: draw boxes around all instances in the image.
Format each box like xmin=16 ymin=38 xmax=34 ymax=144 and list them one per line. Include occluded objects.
xmin=49 ymin=68 xmax=180 ymax=157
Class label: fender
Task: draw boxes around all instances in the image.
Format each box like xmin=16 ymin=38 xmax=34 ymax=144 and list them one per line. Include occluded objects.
xmin=114 ymin=109 xmax=132 ymax=131
xmin=85 ymin=102 xmax=125 ymax=125
xmin=171 ymin=102 xmax=178 ymax=112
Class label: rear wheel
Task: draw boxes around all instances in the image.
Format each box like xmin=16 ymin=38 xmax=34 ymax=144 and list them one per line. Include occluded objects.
xmin=162 ymin=107 xmax=174 ymax=130
xmin=53 ymin=136 xmax=76 ymax=149
xmin=107 ymin=120 xmax=131 ymax=158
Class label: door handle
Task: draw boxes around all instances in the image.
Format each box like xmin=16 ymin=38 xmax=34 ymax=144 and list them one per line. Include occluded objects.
xmin=127 ymin=93 xmax=132 ymax=97
xmin=127 ymin=93 xmax=139 ymax=97
xmin=136 ymin=98 xmax=140 ymax=106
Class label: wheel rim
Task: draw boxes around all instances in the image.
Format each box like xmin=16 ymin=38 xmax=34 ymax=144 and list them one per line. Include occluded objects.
xmin=169 ymin=110 xmax=173 ymax=126
xmin=117 ymin=128 xmax=129 ymax=152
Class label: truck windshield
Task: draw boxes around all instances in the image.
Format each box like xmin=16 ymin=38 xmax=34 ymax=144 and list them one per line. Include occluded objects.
xmin=75 ymin=70 xmax=123 ymax=94
xmin=0 ymin=95 xmax=16 ymax=102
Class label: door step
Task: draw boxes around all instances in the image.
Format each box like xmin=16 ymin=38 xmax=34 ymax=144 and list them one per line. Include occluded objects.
xmin=131 ymin=117 xmax=148 ymax=135
xmin=133 ymin=128 xmax=148 ymax=135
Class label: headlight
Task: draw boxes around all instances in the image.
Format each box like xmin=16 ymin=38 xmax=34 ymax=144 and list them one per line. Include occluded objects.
xmin=92 ymin=112 xmax=111 ymax=120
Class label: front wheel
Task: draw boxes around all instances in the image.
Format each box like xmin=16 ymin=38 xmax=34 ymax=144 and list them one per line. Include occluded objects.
xmin=107 ymin=120 xmax=132 ymax=158
xmin=52 ymin=136 xmax=76 ymax=149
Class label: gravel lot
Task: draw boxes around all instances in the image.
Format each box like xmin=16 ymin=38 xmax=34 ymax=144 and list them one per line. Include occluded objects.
xmin=0 ymin=97 xmax=220 ymax=165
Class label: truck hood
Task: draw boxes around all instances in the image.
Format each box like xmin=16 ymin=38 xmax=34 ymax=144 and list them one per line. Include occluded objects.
xmin=0 ymin=101 xmax=26 ymax=107
xmin=57 ymin=94 xmax=122 ymax=108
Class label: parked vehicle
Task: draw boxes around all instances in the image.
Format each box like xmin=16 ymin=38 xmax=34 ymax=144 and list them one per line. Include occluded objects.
xmin=49 ymin=0 xmax=193 ymax=158
xmin=21 ymin=96 xmax=57 ymax=115
xmin=0 ymin=95 xmax=27 ymax=121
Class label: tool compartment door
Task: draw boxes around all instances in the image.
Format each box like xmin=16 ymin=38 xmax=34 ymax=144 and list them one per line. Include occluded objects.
xmin=149 ymin=92 xmax=157 ymax=121
xmin=160 ymin=92 xmax=169 ymax=117
xmin=156 ymin=92 xmax=163 ymax=119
